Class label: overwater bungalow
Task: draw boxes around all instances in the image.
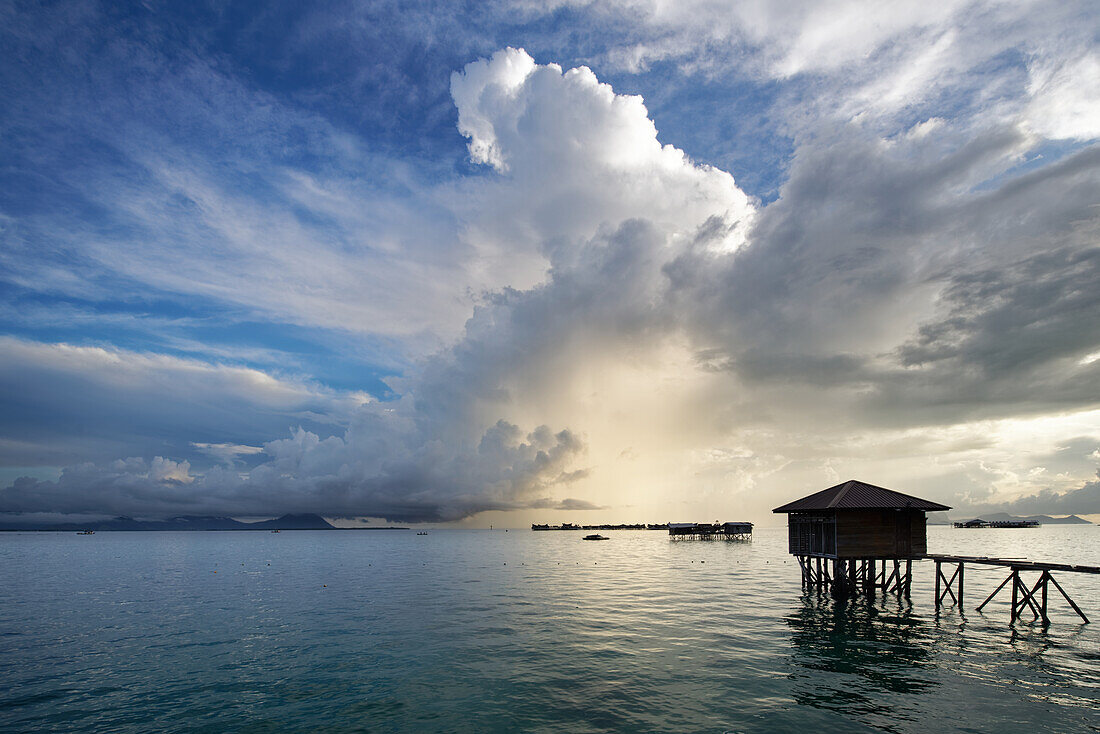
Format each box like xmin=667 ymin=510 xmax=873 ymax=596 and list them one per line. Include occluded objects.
xmin=773 ymin=479 xmax=951 ymax=597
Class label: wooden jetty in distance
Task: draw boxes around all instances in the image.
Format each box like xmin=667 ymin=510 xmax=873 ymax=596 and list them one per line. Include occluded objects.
xmin=531 ymin=523 xmax=668 ymax=531
xmin=531 ymin=521 xmax=752 ymax=539
xmin=952 ymin=518 xmax=1039 ymax=528
xmin=774 ymin=479 xmax=950 ymax=600
xmin=668 ymin=522 xmax=752 ymax=540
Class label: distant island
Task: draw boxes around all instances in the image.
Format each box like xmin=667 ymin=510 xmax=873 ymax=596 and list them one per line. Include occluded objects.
xmin=0 ymin=513 xmax=409 ymax=532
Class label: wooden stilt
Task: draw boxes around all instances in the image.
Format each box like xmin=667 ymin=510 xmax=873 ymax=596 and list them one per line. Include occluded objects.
xmin=1047 ymin=572 xmax=1090 ymax=624
xmin=832 ymin=558 xmax=845 ymax=598
xmin=936 ymin=562 xmax=961 ymax=608
xmin=1041 ymin=570 xmax=1048 ymax=619
xmin=976 ymin=573 xmax=1013 ymax=612
xmin=1015 ymin=573 xmax=1047 ymax=623
xmin=1010 ymin=569 xmax=1020 ymax=623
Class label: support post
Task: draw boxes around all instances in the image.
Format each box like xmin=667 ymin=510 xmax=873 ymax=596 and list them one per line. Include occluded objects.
xmin=1010 ymin=569 xmax=1020 ymax=623
xmin=976 ymin=573 xmax=1013 ymax=612
xmin=1015 ymin=573 xmax=1048 ymax=624
xmin=1047 ymin=572 xmax=1090 ymax=624
xmin=1041 ymin=570 xmax=1048 ymax=619
xmin=935 ymin=562 xmax=961 ymax=608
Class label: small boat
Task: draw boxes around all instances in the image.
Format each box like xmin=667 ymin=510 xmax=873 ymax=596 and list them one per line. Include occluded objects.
xmin=416 ymin=531 xmax=428 ymax=536
xmin=583 ymin=534 xmax=609 ymax=541
xmin=270 ymin=529 xmax=280 ymax=533
xmin=76 ymin=530 xmax=95 ymax=535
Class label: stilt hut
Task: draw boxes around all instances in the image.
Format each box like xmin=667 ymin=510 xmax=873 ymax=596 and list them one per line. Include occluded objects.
xmin=773 ymin=480 xmax=950 ymax=598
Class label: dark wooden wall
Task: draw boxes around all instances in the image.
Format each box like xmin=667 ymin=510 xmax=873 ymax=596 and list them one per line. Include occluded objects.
xmin=787 ymin=510 xmax=927 ymax=558
xmin=834 ymin=510 xmax=926 ymax=558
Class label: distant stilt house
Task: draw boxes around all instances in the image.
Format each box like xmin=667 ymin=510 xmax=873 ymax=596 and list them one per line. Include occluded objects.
xmin=667 ymin=521 xmax=752 ymax=540
xmin=773 ymin=480 xmax=951 ymax=598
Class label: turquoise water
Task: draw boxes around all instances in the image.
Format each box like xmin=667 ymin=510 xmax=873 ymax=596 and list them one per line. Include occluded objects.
xmin=1 ymin=526 xmax=1098 ymax=732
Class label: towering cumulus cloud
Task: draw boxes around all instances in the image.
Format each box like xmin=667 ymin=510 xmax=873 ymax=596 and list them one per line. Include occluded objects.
xmin=449 ymin=48 xmax=755 ymax=277
xmin=0 ymin=50 xmax=756 ymax=522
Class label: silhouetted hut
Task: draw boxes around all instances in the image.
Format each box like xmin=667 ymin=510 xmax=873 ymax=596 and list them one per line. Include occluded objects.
xmin=667 ymin=521 xmax=753 ymax=540
xmin=773 ymin=479 xmax=951 ymax=597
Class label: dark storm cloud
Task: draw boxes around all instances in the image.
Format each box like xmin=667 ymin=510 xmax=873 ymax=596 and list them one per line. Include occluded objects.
xmin=897 ymin=246 xmax=1100 ymax=382
xmin=668 ymin=131 xmax=1100 ymax=428
xmin=0 ymin=420 xmax=586 ymax=523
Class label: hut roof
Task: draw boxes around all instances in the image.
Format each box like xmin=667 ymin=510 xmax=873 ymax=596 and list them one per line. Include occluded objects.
xmin=772 ymin=479 xmax=951 ymax=513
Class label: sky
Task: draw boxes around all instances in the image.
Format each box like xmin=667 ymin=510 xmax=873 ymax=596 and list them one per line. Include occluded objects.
xmin=1 ymin=0 xmax=1098 ymax=527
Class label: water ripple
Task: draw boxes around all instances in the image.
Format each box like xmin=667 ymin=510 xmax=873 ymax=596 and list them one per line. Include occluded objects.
xmin=1 ymin=527 xmax=1098 ymax=732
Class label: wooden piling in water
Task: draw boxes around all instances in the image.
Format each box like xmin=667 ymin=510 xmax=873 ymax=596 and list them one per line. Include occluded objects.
xmin=927 ymin=554 xmax=1096 ymax=625
xmin=795 ymin=555 xmax=915 ymax=600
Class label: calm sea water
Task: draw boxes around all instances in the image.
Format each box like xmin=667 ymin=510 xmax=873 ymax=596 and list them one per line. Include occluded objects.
xmin=1 ymin=526 xmax=1098 ymax=733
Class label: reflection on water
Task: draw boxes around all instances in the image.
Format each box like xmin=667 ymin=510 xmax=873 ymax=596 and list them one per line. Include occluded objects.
xmin=785 ymin=594 xmax=937 ymax=732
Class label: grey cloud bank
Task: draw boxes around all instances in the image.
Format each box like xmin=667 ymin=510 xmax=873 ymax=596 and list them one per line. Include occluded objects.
xmin=965 ymin=474 xmax=1100 ymax=517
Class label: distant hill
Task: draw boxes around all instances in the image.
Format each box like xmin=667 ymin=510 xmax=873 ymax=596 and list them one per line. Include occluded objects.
xmin=952 ymin=512 xmax=1092 ymax=525
xmin=244 ymin=514 xmax=335 ymax=530
xmin=0 ymin=513 xmax=337 ymax=531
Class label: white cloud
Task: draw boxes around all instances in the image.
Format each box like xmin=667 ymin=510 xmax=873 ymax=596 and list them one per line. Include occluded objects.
xmin=544 ymin=0 xmax=1099 ymax=143
xmin=449 ymin=47 xmax=756 ymax=267
xmin=1026 ymin=51 xmax=1100 ymax=140
xmin=4 ymin=40 xmax=1099 ymax=523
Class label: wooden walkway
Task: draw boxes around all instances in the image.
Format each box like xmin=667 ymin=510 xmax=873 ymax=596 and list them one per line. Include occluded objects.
xmin=924 ymin=554 xmax=1099 ymax=625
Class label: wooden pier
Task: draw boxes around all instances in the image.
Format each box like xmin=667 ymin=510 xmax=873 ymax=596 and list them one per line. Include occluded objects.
xmin=952 ymin=518 xmax=1039 ymax=528
xmin=927 ymin=554 xmax=1098 ymax=625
